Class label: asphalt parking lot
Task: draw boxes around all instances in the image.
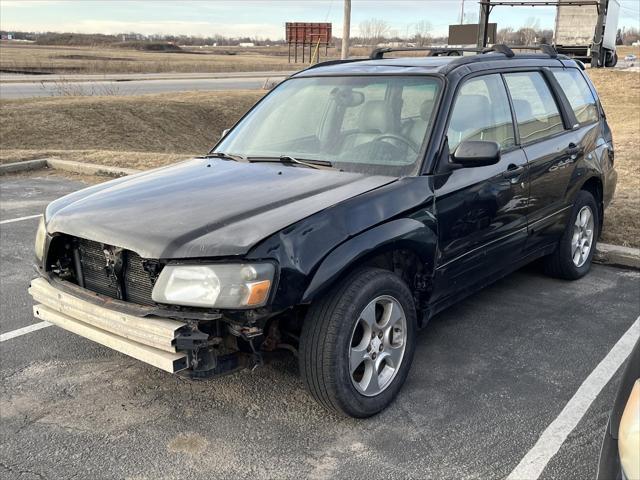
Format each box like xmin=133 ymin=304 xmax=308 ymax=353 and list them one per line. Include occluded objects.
xmin=1 ymin=173 xmax=639 ymax=480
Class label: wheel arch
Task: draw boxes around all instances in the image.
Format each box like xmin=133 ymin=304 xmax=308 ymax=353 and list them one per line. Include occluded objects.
xmin=301 ymin=218 xmax=437 ymax=318
xmin=579 ymin=175 xmax=604 ymax=235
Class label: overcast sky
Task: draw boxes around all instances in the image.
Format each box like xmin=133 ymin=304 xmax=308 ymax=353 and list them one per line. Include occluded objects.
xmin=1 ymin=0 xmax=639 ymax=39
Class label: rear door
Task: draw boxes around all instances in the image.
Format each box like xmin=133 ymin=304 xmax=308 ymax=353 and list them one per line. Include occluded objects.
xmin=550 ymin=67 xmax=611 ymax=201
xmin=432 ymin=73 xmax=529 ymax=300
xmin=503 ymin=70 xmax=576 ymax=252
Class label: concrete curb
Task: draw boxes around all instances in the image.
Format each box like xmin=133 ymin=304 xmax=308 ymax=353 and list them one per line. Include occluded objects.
xmin=0 ymin=159 xmax=48 ymax=174
xmin=594 ymin=243 xmax=640 ymax=270
xmin=46 ymin=159 xmax=140 ymax=177
xmin=0 ymin=158 xmax=140 ymax=178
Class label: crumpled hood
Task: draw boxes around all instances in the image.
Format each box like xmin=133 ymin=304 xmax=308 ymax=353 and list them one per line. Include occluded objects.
xmin=46 ymin=158 xmax=396 ymax=259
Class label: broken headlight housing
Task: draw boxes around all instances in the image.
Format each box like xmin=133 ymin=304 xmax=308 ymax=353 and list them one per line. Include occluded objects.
xmin=34 ymin=216 xmax=47 ymax=262
xmin=151 ymin=263 xmax=275 ymax=309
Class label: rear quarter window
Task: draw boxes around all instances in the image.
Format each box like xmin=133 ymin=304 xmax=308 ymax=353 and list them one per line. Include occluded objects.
xmin=552 ymin=69 xmax=599 ymax=125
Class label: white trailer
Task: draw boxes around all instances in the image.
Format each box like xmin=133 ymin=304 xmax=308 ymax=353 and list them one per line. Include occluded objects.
xmin=554 ymin=0 xmax=620 ymax=67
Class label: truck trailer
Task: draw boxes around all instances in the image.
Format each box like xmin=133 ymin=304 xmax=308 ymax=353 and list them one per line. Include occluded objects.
xmin=554 ymin=0 xmax=620 ymax=67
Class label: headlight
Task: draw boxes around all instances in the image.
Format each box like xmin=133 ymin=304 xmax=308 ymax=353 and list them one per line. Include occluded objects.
xmin=619 ymin=379 xmax=640 ymax=480
xmin=34 ymin=216 xmax=47 ymax=262
xmin=151 ymin=263 xmax=275 ymax=309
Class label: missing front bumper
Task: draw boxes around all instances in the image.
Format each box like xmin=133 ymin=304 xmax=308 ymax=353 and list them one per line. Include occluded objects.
xmin=29 ymin=277 xmax=188 ymax=373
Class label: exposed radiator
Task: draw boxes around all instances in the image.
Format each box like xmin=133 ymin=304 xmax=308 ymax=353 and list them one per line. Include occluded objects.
xmin=76 ymin=238 xmax=157 ymax=306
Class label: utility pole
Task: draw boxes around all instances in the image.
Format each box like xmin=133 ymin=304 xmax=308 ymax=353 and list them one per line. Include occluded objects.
xmin=459 ymin=0 xmax=465 ymax=24
xmin=477 ymin=0 xmax=490 ymax=48
xmin=341 ymin=0 xmax=351 ymax=59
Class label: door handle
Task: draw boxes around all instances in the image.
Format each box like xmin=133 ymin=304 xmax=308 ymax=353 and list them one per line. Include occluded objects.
xmin=502 ymin=164 xmax=525 ymax=179
xmin=566 ymin=143 xmax=581 ymax=158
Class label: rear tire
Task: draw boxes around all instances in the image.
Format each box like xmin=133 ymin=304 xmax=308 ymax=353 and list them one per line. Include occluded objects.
xmin=544 ymin=190 xmax=599 ymax=280
xmin=299 ymin=267 xmax=417 ymax=418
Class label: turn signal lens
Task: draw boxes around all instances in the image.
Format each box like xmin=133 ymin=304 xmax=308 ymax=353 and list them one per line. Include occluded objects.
xmin=619 ymin=379 xmax=640 ymax=480
xmin=246 ymin=280 xmax=272 ymax=306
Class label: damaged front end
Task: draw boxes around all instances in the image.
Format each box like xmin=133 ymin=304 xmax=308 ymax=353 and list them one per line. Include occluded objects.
xmin=31 ymin=234 xmax=292 ymax=379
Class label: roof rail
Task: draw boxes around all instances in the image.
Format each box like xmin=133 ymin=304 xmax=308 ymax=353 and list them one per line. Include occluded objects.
xmin=484 ymin=44 xmax=514 ymax=57
xmin=489 ymin=43 xmax=558 ymax=58
xmin=369 ymin=46 xmax=485 ymax=60
xmin=369 ymin=43 xmax=558 ymax=60
xmin=300 ymin=57 xmax=366 ymax=72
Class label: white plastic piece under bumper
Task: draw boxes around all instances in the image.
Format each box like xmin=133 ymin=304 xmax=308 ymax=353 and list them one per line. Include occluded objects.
xmin=28 ymin=277 xmax=188 ymax=373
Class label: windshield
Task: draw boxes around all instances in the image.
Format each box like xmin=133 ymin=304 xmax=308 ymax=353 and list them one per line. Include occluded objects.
xmin=214 ymin=75 xmax=441 ymax=176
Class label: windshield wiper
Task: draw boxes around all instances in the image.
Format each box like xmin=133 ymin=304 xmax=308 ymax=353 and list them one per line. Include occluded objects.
xmin=248 ymin=155 xmax=334 ymax=170
xmin=203 ymin=152 xmax=248 ymax=162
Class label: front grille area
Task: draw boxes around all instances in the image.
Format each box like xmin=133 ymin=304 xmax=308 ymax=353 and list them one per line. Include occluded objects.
xmin=74 ymin=238 xmax=159 ymax=306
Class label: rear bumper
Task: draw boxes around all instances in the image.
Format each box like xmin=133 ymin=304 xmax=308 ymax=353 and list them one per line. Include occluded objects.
xmin=29 ymin=277 xmax=188 ymax=373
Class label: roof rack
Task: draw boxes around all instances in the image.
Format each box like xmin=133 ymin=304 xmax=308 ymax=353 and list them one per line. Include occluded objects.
xmin=369 ymin=43 xmax=558 ymax=60
xmin=495 ymin=44 xmax=559 ymax=58
xmin=369 ymin=46 xmax=485 ymax=60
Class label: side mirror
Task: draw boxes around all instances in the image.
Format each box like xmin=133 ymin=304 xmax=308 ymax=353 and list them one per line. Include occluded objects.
xmin=451 ymin=140 xmax=500 ymax=167
xmin=221 ymin=128 xmax=230 ymax=139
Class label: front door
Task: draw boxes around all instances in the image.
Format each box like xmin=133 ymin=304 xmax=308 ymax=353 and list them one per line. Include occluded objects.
xmin=432 ymin=73 xmax=529 ymax=303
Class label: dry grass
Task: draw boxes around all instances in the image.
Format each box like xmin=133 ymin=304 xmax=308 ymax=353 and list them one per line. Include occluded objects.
xmin=587 ymin=69 xmax=640 ymax=247
xmin=0 ymin=90 xmax=264 ymax=165
xmin=0 ymin=43 xmax=379 ymax=75
xmin=0 ymin=44 xmax=320 ymax=74
xmin=0 ymin=68 xmax=637 ymax=247
xmin=3 ymin=44 xmax=638 ymax=75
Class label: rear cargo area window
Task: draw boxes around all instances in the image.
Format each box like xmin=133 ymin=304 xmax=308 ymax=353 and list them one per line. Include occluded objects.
xmin=552 ymin=69 xmax=599 ymax=125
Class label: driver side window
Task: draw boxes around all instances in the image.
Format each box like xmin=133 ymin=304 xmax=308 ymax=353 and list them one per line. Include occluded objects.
xmin=447 ymin=74 xmax=515 ymax=153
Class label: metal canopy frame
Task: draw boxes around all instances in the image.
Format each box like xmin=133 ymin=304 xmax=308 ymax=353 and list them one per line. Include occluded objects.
xmin=476 ymin=0 xmax=609 ymax=66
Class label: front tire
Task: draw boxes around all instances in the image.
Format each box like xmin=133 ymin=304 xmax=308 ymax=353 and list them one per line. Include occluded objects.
xmin=299 ymin=267 xmax=417 ymax=418
xmin=544 ymin=190 xmax=599 ymax=280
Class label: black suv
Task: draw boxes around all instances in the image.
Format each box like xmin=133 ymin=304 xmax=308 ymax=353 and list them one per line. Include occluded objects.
xmin=31 ymin=45 xmax=617 ymax=417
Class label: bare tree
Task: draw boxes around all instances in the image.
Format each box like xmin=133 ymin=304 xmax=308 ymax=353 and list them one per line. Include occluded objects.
xmin=414 ymin=20 xmax=432 ymax=46
xmin=359 ymin=18 xmax=390 ymax=45
xmin=496 ymin=27 xmax=514 ymax=44
xmin=520 ymin=17 xmax=541 ymax=45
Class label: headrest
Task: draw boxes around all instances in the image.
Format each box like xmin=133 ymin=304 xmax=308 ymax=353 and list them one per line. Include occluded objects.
xmin=359 ymin=100 xmax=392 ymax=133
xmin=420 ymin=99 xmax=435 ymax=121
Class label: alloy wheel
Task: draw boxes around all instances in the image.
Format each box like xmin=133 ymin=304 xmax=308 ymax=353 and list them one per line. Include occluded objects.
xmin=571 ymin=205 xmax=595 ymax=267
xmin=348 ymin=295 xmax=407 ymax=397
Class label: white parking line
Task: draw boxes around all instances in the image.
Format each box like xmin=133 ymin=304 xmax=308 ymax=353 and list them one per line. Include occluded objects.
xmin=0 ymin=214 xmax=42 ymax=225
xmin=0 ymin=321 xmax=51 ymax=342
xmin=507 ymin=315 xmax=640 ymax=480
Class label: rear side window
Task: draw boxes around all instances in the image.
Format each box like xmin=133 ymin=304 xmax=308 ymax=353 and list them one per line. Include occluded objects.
xmin=504 ymin=72 xmax=565 ymax=144
xmin=447 ymin=74 xmax=515 ymax=152
xmin=552 ymin=69 xmax=599 ymax=125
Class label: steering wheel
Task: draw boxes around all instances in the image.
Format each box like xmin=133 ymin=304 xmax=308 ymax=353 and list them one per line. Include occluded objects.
xmin=373 ymin=134 xmax=420 ymax=153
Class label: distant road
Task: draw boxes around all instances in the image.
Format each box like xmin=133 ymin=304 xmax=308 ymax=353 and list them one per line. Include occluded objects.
xmin=0 ymin=71 xmax=294 ymax=99
xmin=0 ymin=71 xmax=296 ymax=83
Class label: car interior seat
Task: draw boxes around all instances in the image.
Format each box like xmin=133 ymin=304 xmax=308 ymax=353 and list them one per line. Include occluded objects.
xmin=341 ymin=100 xmax=394 ymax=150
